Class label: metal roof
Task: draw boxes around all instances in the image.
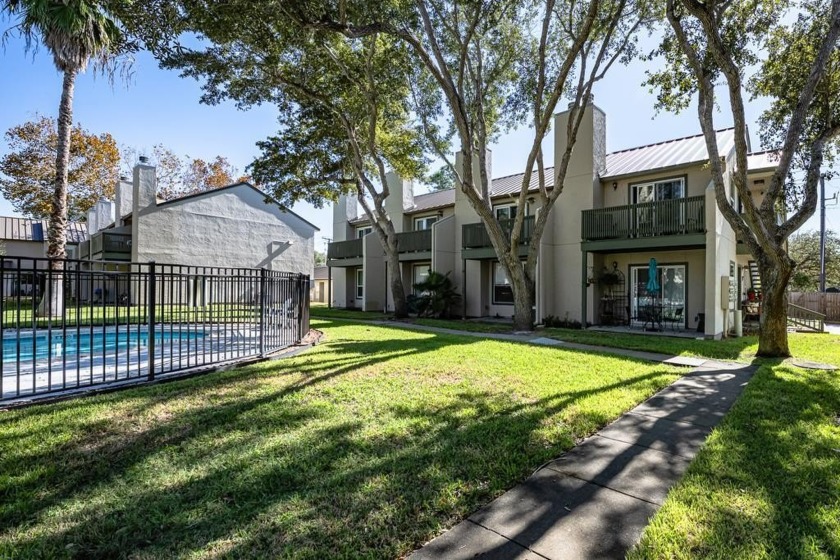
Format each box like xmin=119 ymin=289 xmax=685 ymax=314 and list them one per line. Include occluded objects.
xmin=0 ymin=217 xmax=86 ymax=243
xmin=405 ymin=189 xmax=456 ymax=214
xmin=602 ymin=128 xmax=737 ymax=179
xmin=746 ymin=150 xmax=779 ymax=173
xmin=347 ymin=127 xmax=761 ymax=220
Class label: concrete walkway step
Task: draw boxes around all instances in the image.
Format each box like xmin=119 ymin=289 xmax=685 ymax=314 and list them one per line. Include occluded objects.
xmin=409 ymin=361 xmax=756 ymax=560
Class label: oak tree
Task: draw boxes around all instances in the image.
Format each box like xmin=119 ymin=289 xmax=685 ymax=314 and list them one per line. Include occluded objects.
xmin=789 ymin=230 xmax=840 ymax=292
xmin=124 ymin=1 xmax=430 ymax=317
xmin=650 ymin=0 xmax=840 ymax=356
xmin=0 ymin=116 xmax=120 ymax=220
xmin=286 ymin=0 xmax=651 ymax=330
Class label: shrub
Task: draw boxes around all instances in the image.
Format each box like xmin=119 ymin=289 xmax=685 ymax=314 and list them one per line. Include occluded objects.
xmin=542 ymin=313 xmax=583 ymax=329
xmin=412 ymin=271 xmax=461 ymax=318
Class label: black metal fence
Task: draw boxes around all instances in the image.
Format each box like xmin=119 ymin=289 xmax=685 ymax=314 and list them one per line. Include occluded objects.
xmin=0 ymin=256 xmax=310 ymax=402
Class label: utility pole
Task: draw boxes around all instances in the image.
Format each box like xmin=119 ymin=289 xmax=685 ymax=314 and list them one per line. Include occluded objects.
xmin=821 ymin=174 xmax=827 ymax=292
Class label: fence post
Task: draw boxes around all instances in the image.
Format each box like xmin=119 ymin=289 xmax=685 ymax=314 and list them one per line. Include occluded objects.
xmin=301 ymin=274 xmax=310 ymax=342
xmin=148 ymin=261 xmax=157 ymax=381
xmin=259 ymin=267 xmax=267 ymax=357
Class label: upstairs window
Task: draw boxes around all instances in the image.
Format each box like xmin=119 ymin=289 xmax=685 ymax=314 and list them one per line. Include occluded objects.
xmin=414 ymin=216 xmax=438 ymax=231
xmin=631 ymin=177 xmax=686 ymax=204
xmin=356 ymin=227 xmax=372 ymax=239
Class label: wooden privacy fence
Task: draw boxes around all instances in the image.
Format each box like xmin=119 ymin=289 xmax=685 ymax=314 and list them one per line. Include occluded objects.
xmin=789 ymin=292 xmax=840 ymax=322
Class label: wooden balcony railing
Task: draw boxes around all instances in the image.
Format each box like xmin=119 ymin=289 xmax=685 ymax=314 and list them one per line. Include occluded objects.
xmin=397 ymin=229 xmax=432 ymax=253
xmin=327 ymin=238 xmax=364 ymax=259
xmin=462 ymin=215 xmax=535 ymax=249
xmin=581 ymin=195 xmax=705 ymax=242
xmin=90 ymin=231 xmax=131 ymax=254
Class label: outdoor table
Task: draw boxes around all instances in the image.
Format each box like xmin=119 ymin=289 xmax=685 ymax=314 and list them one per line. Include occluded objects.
xmin=641 ymin=304 xmax=663 ymax=331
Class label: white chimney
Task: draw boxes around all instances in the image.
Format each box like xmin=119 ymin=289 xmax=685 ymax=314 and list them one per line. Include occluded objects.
xmin=332 ymin=194 xmax=358 ymax=242
xmin=115 ymin=177 xmax=133 ymax=224
xmin=132 ymin=161 xmax=157 ymax=215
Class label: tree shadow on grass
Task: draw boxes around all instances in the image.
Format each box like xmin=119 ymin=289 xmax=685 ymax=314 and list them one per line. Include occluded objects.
xmin=632 ymin=361 xmax=840 ymax=559
xmin=0 ymin=324 xmax=680 ymax=558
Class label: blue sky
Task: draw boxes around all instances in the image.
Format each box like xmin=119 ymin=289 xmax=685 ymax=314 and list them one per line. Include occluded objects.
xmin=1 ymin=25 xmax=836 ymax=252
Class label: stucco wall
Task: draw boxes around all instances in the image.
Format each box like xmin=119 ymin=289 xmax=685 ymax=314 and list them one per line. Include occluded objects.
xmin=601 ymin=164 xmax=712 ymax=208
xmin=431 ymin=215 xmax=456 ymax=280
xmin=331 ymin=267 xmax=356 ymax=308
xmin=362 ymin=233 xmax=386 ymax=311
xmin=704 ymin=178 xmax=739 ymax=338
xmin=598 ymin=249 xmax=706 ymax=331
xmin=132 ymin=175 xmax=315 ymax=277
xmin=3 ymin=240 xmax=45 ymax=261
xmin=551 ymin=104 xmax=604 ymax=324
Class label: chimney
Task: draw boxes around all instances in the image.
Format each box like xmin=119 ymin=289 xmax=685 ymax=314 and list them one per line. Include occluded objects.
xmin=455 ymin=150 xmax=492 ymax=192
xmin=332 ymin=194 xmax=358 ymax=242
xmin=115 ymin=177 xmax=133 ymax=224
xmin=384 ymin=171 xmax=413 ymax=233
xmin=132 ymin=161 xmax=157 ymax=215
xmin=454 ymin=149 xmax=492 ymax=205
xmin=93 ymin=199 xmax=115 ymax=231
xmin=554 ymin=96 xmax=605 ymax=183
xmin=86 ymin=207 xmax=97 ymax=239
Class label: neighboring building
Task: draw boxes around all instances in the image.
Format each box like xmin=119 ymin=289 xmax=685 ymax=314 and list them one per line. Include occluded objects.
xmin=0 ymin=217 xmax=87 ymax=296
xmin=328 ymin=101 xmax=776 ymax=339
xmin=310 ymin=266 xmax=330 ymax=303
xmin=81 ymin=162 xmax=318 ymax=275
xmin=0 ymin=216 xmax=87 ymax=260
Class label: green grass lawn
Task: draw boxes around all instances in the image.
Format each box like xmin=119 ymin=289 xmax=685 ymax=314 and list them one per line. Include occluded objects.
xmin=630 ymin=358 xmax=840 ymax=558
xmin=0 ymin=319 xmax=683 ymax=559
xmin=312 ymin=310 xmax=840 ymax=558
xmin=371 ymin=312 xmax=839 ymax=363
xmin=2 ymin=301 xmax=259 ymax=329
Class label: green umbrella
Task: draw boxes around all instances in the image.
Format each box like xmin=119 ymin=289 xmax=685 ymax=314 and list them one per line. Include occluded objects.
xmin=646 ymin=258 xmax=660 ymax=295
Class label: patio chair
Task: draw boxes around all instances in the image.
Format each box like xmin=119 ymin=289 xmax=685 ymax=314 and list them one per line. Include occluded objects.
xmin=662 ymin=307 xmax=684 ymax=331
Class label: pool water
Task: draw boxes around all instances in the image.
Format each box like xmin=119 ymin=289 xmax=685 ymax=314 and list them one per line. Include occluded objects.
xmin=2 ymin=330 xmax=205 ymax=363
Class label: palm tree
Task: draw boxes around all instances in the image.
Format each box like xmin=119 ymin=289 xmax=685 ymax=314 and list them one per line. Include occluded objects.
xmin=2 ymin=0 xmax=123 ymax=316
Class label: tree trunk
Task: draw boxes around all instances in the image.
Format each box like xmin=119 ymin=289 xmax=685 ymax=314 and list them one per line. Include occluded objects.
xmin=386 ymin=245 xmax=409 ymax=318
xmin=756 ymin=256 xmax=793 ymax=358
xmin=510 ymin=267 xmax=534 ymax=331
xmin=38 ymin=68 xmax=76 ymax=317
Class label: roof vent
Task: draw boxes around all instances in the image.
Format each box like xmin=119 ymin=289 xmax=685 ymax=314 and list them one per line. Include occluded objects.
xmin=139 ymin=156 xmax=149 ymax=164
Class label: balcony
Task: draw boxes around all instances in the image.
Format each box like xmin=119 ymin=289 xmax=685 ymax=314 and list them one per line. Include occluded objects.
xmin=462 ymin=215 xmax=535 ymax=250
xmin=397 ymin=229 xmax=432 ymax=253
xmin=581 ymin=196 xmax=705 ymax=251
xmin=90 ymin=231 xmax=131 ymax=260
xmin=327 ymin=238 xmax=364 ymax=262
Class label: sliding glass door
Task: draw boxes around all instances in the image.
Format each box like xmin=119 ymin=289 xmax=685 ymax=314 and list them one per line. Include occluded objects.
xmin=630 ymin=264 xmax=686 ymax=326
xmin=631 ymin=178 xmax=686 ymax=235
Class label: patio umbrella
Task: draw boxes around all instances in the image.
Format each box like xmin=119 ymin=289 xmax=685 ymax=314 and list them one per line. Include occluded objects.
xmin=646 ymin=258 xmax=660 ymax=295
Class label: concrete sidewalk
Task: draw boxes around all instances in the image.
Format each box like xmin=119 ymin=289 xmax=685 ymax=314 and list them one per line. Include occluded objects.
xmin=409 ymin=361 xmax=756 ymax=559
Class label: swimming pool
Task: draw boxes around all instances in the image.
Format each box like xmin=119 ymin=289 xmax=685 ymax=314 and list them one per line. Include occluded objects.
xmin=2 ymin=329 xmax=205 ymax=363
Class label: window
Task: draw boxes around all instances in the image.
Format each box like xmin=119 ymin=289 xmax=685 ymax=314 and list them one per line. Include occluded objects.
xmin=356 ymin=268 xmax=364 ymax=299
xmin=631 ymin=177 xmax=686 ymax=234
xmin=413 ymin=264 xmax=431 ymax=294
xmin=631 ymin=177 xmax=685 ymax=204
xmin=493 ymin=203 xmax=519 ymax=222
xmin=356 ymin=227 xmax=372 ymax=239
xmin=492 ymin=262 xmax=514 ymax=305
xmin=414 ymin=216 xmax=438 ymax=231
